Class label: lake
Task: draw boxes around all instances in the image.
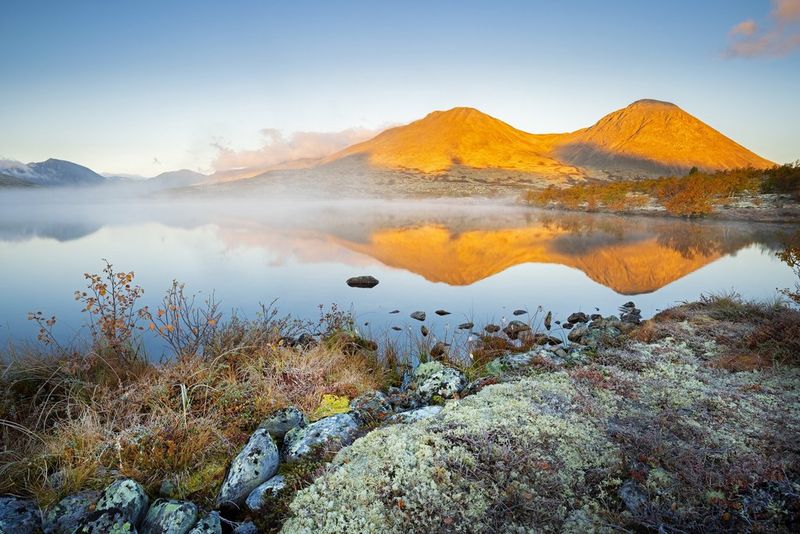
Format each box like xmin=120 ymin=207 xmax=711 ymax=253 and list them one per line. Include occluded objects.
xmin=0 ymin=193 xmax=797 ymax=358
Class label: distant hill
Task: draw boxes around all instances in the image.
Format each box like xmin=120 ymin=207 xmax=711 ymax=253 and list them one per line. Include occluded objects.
xmin=147 ymin=169 xmax=207 ymax=189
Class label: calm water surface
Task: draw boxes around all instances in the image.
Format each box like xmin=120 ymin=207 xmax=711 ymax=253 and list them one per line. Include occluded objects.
xmin=0 ymin=195 xmax=797 ymax=357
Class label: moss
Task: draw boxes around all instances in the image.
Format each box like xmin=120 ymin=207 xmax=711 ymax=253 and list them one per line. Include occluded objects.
xmin=308 ymin=394 xmax=350 ymax=422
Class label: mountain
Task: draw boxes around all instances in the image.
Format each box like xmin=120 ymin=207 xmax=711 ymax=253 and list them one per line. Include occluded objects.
xmin=1 ymin=158 xmax=106 ymax=186
xmin=554 ymin=99 xmax=774 ymax=176
xmin=147 ymin=169 xmax=207 ymax=189
xmin=324 ymin=107 xmax=583 ymax=178
xmin=315 ymin=100 xmax=773 ymax=180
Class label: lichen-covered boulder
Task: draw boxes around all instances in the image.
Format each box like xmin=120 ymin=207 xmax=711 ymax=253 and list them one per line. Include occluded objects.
xmin=245 ymin=475 xmax=286 ymax=513
xmin=75 ymin=508 xmax=137 ymax=533
xmin=283 ymin=413 xmax=359 ymax=462
xmin=140 ymin=499 xmax=198 ymax=534
xmin=350 ymin=391 xmax=392 ymax=422
xmin=217 ymin=429 xmax=280 ymax=507
xmin=387 ymin=405 xmax=442 ymax=424
xmin=186 ymin=512 xmax=221 ymax=534
xmin=232 ymin=521 xmax=258 ymax=534
xmin=95 ymin=478 xmax=149 ymax=526
xmin=385 ymin=388 xmax=423 ymax=412
xmin=43 ymin=490 xmax=99 ymax=534
xmin=484 ymin=351 xmax=538 ymax=376
xmin=413 ymin=364 xmax=466 ymax=401
xmin=258 ymin=406 xmax=307 ymax=440
xmin=0 ymin=496 xmax=41 ymax=534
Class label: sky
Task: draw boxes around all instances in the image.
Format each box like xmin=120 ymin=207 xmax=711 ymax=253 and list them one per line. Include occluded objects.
xmin=1 ymin=0 xmax=799 ymax=176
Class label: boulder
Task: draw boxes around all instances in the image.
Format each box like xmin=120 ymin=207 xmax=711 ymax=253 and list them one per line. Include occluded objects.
xmin=503 ymin=320 xmax=530 ymax=340
xmin=434 ymin=309 xmax=450 ymax=316
xmin=415 ymin=366 xmax=466 ymax=401
xmin=245 ymin=475 xmax=286 ymax=513
xmin=140 ymin=499 xmax=198 ymax=534
xmin=350 ymin=391 xmax=393 ymax=422
xmin=457 ymin=322 xmax=474 ymax=330
xmin=75 ymin=509 xmax=137 ymax=534
xmin=485 ymin=351 xmax=537 ymax=376
xmin=283 ymin=413 xmax=360 ymax=462
xmin=345 ymin=276 xmax=379 ymax=288
xmin=567 ymin=312 xmax=589 ymax=324
xmin=429 ymin=341 xmax=447 ymax=360
xmin=388 ymin=405 xmax=443 ymax=424
xmin=385 ymin=388 xmax=423 ymax=412
xmin=410 ymin=311 xmax=426 ymax=321
xmin=232 ymin=522 xmax=258 ymax=534
xmin=95 ymin=478 xmax=149 ymax=526
xmin=216 ymin=429 xmax=280 ymax=507
xmin=567 ymin=324 xmax=589 ymax=343
xmin=544 ymin=311 xmax=552 ymax=331
xmin=512 ymin=309 xmax=527 ymax=316
xmin=484 ymin=324 xmax=500 ymax=333
xmin=43 ymin=490 xmax=99 ymax=534
xmin=258 ymin=406 xmax=307 ymax=441
xmin=0 ymin=496 xmax=40 ymax=534
xmin=186 ymin=512 xmax=221 ymax=534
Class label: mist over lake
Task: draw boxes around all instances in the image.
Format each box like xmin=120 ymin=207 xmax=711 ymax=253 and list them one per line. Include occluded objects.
xmin=1 ymin=190 xmax=796 ymax=357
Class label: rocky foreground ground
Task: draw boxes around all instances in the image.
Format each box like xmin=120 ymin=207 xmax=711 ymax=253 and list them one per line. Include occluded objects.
xmin=1 ymin=297 xmax=798 ymax=533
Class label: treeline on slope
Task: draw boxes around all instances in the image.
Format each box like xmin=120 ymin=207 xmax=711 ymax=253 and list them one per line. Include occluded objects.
xmin=525 ymin=162 xmax=800 ymax=217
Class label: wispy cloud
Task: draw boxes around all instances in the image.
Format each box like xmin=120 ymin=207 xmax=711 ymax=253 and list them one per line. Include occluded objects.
xmin=725 ymin=0 xmax=800 ymax=58
xmin=211 ymin=127 xmax=383 ymax=172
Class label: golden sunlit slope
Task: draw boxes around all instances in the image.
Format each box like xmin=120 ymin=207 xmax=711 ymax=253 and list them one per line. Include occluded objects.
xmin=324 ymin=107 xmax=584 ymax=177
xmin=556 ymin=99 xmax=774 ymax=175
xmin=337 ymin=224 xmax=722 ymax=294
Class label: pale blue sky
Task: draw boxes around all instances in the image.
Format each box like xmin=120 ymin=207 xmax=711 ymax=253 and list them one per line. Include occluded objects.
xmin=1 ymin=0 xmax=798 ymax=175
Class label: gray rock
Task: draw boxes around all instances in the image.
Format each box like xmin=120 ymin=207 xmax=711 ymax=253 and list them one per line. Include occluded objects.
xmin=345 ymin=276 xmax=379 ymax=288
xmin=485 ymin=351 xmax=537 ymax=376
xmin=503 ymin=320 xmax=530 ymax=339
xmin=544 ymin=311 xmax=552 ymax=330
xmin=216 ymin=429 xmax=280 ymax=507
xmin=484 ymin=324 xmax=500 ymax=333
xmin=245 ymin=475 xmax=286 ymax=513
xmin=43 ymin=490 xmax=99 ymax=534
xmin=140 ymin=499 xmax=197 ymax=534
xmin=258 ymin=406 xmax=307 ymax=441
xmin=0 ymin=496 xmax=40 ymax=534
xmin=388 ymin=309 xmax=399 ymax=314
xmin=512 ymin=309 xmax=527 ymax=316
xmin=232 ymin=522 xmax=258 ymax=534
xmin=434 ymin=309 xmax=450 ymax=316
xmin=186 ymin=512 xmax=221 ymax=534
xmin=388 ymin=405 xmax=443 ymax=423
xmin=429 ymin=341 xmax=448 ymax=360
xmin=95 ymin=478 xmax=149 ymax=526
xmin=410 ymin=311 xmax=426 ymax=321
xmin=75 ymin=509 xmax=137 ymax=533
xmin=567 ymin=312 xmax=589 ymax=324
xmin=420 ymin=325 xmax=429 ymax=337
xmin=283 ymin=413 xmax=360 ymax=462
xmin=457 ymin=322 xmax=474 ymax=330
xmin=567 ymin=324 xmax=589 ymax=343
xmin=416 ymin=366 xmax=466 ymax=401
xmin=386 ymin=389 xmax=423 ymax=412
xmin=350 ymin=391 xmax=392 ymax=422
xmin=619 ymin=480 xmax=648 ymax=515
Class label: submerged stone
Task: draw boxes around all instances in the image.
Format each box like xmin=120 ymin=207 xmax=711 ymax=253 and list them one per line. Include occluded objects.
xmin=43 ymin=490 xmax=99 ymax=534
xmin=140 ymin=499 xmax=198 ymax=534
xmin=346 ymin=275 xmax=379 ymax=288
xmin=216 ymin=429 xmax=280 ymax=507
xmin=410 ymin=311 xmax=426 ymax=321
xmin=95 ymin=478 xmax=149 ymax=526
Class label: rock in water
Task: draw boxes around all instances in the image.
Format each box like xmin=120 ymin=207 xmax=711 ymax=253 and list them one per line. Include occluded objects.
xmin=420 ymin=325 xmax=429 ymax=337
xmin=544 ymin=311 xmax=552 ymax=331
xmin=457 ymin=322 xmax=474 ymax=330
xmin=429 ymin=341 xmax=447 ymax=360
xmin=434 ymin=309 xmax=451 ymax=316
xmin=258 ymin=406 xmax=307 ymax=441
xmin=567 ymin=312 xmax=589 ymax=324
xmin=484 ymin=324 xmax=500 ymax=333
xmin=0 ymin=496 xmax=41 ymax=534
xmin=187 ymin=513 xmax=221 ymax=534
xmin=245 ymin=475 xmax=287 ymax=513
xmin=389 ymin=309 xmax=400 ymax=314
xmin=283 ymin=413 xmax=360 ymax=462
xmin=346 ymin=275 xmax=379 ymax=288
xmin=217 ymin=429 xmax=280 ymax=507
xmin=391 ymin=326 xmax=402 ymax=331
xmin=503 ymin=320 xmax=530 ymax=340
xmin=43 ymin=490 xmax=100 ymax=534
xmin=140 ymin=499 xmax=198 ymax=534
xmin=95 ymin=478 xmax=149 ymax=526
xmin=410 ymin=311 xmax=426 ymax=321
xmin=75 ymin=509 xmax=137 ymax=534
xmin=513 ymin=309 xmax=527 ymax=316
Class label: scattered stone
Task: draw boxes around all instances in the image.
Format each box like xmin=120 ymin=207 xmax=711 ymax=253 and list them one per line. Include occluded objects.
xmin=159 ymin=478 xmax=178 ymax=498
xmin=619 ymin=480 xmax=648 ymax=515
xmin=388 ymin=405 xmax=443 ymax=424
xmin=563 ymin=322 xmax=574 ymax=330
xmin=217 ymin=429 xmax=280 ymax=507
xmin=512 ymin=309 xmax=527 ymax=316
xmin=95 ymin=478 xmax=149 ymax=526
xmin=434 ymin=309 xmax=450 ymax=316
xmin=521 ymin=332 xmax=561 ymax=346
xmin=345 ymin=275 xmax=379 ymax=288
xmin=457 ymin=322 xmax=474 ymax=330
xmin=590 ymin=313 xmax=603 ymax=321
xmin=567 ymin=324 xmax=589 ymax=343
xmin=350 ymin=391 xmax=393 ymax=422
xmin=415 ymin=365 xmax=466 ymax=401
xmin=232 ymin=522 xmax=258 ymax=534
xmin=0 ymin=496 xmax=40 ymax=534
xmin=391 ymin=326 xmax=402 ymax=331
xmin=567 ymin=312 xmax=589 ymax=324
xmin=284 ymin=413 xmax=360 ymax=462
xmin=140 ymin=499 xmax=198 ymax=534
xmin=389 ymin=309 xmax=399 ymax=314
xmin=43 ymin=490 xmax=100 ymax=534
xmin=245 ymin=475 xmax=286 ymax=513
xmin=503 ymin=320 xmax=530 ymax=339
xmin=420 ymin=325 xmax=429 ymax=337
xmin=258 ymin=406 xmax=307 ymax=441
xmin=187 ymin=512 xmax=221 ymax=534
xmin=429 ymin=341 xmax=447 ymax=360
xmin=410 ymin=311 xmax=426 ymax=321
xmin=75 ymin=509 xmax=137 ymax=534
xmin=484 ymin=324 xmax=500 ymax=333
xmin=544 ymin=311 xmax=552 ymax=331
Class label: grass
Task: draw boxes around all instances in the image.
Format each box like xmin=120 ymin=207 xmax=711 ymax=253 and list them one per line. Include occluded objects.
xmin=524 ymin=162 xmax=800 ymax=217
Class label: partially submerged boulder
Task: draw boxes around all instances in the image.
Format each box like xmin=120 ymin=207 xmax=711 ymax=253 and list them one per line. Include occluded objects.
xmin=0 ymin=496 xmax=41 ymax=534
xmin=140 ymin=499 xmax=198 ymax=534
xmin=217 ymin=429 xmax=280 ymax=507
xmin=345 ymin=276 xmax=379 ymax=288
xmin=95 ymin=478 xmax=149 ymax=527
xmin=43 ymin=490 xmax=99 ymax=534
xmin=283 ymin=413 xmax=360 ymax=462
